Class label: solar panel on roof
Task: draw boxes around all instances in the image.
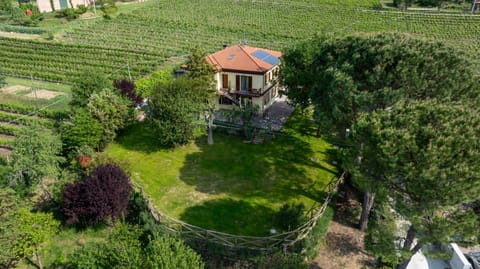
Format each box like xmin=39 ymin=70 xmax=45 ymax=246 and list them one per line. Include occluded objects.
xmin=251 ymin=50 xmax=280 ymax=66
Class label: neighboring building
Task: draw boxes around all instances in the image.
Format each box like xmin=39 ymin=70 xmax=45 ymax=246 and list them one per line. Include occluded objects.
xmin=36 ymin=0 xmax=91 ymax=13
xmin=407 ymin=243 xmax=474 ymax=269
xmin=473 ymin=0 xmax=480 ymax=12
xmin=205 ymin=44 xmax=282 ymax=113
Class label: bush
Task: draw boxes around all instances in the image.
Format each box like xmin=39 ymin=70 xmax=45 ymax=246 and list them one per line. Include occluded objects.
xmin=276 ymin=202 xmax=306 ymax=231
xmin=61 ymin=163 xmax=132 ymax=226
xmin=290 ymin=206 xmax=333 ymax=259
xmin=113 ymin=79 xmax=143 ymax=107
xmin=147 ymin=77 xmax=209 ymax=147
xmin=61 ymin=109 xmax=103 ymax=157
xmin=134 ymin=69 xmax=174 ymax=98
xmin=54 ymin=6 xmax=86 ymax=20
xmin=68 ymin=222 xmax=205 ymax=269
xmin=87 ymin=88 xmax=133 ymax=148
xmin=76 ymin=4 xmax=87 ymax=14
xmin=255 ymin=252 xmax=308 ymax=269
xmin=70 ymin=70 xmax=111 ymax=107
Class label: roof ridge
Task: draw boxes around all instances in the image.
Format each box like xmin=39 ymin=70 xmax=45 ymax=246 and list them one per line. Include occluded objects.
xmin=238 ymin=45 xmax=263 ymax=72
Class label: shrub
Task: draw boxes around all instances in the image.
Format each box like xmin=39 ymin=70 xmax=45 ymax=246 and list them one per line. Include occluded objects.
xmin=76 ymin=4 xmax=87 ymax=14
xmin=255 ymin=252 xmax=308 ymax=269
xmin=70 ymin=70 xmax=111 ymax=107
xmin=61 ymin=109 xmax=103 ymax=157
xmin=113 ymin=79 xmax=143 ymax=107
xmin=276 ymin=202 xmax=306 ymax=231
xmin=61 ymin=163 xmax=132 ymax=226
xmin=147 ymin=77 xmax=209 ymax=147
xmin=290 ymin=206 xmax=333 ymax=259
xmin=87 ymin=88 xmax=133 ymax=148
xmin=68 ymin=223 xmax=205 ymax=269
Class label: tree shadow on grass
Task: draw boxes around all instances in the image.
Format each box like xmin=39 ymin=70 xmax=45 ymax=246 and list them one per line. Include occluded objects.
xmin=179 ymin=198 xmax=277 ymax=236
xmin=115 ymin=122 xmax=166 ymax=153
xmin=179 ymin=132 xmax=334 ymax=204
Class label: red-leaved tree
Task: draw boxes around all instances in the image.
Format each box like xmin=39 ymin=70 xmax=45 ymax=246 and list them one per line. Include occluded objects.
xmin=113 ymin=79 xmax=143 ymax=107
xmin=61 ymin=164 xmax=131 ymax=226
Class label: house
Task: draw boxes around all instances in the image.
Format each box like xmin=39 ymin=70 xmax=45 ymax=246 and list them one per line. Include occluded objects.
xmin=406 ymin=243 xmax=475 ymax=269
xmin=205 ymin=44 xmax=282 ymax=113
xmin=36 ymin=0 xmax=91 ymax=13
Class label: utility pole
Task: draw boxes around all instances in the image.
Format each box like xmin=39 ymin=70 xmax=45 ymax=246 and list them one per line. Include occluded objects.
xmin=30 ymin=74 xmax=38 ymax=113
xmin=127 ymin=63 xmax=132 ymax=82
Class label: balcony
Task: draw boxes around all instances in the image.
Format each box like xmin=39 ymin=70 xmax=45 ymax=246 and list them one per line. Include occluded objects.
xmin=220 ymin=82 xmax=277 ymax=98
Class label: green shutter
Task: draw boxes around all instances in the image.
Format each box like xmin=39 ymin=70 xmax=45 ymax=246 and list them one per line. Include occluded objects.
xmin=60 ymin=0 xmax=68 ymax=9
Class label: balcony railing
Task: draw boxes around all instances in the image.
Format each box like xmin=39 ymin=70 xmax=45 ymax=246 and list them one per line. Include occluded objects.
xmin=220 ymin=82 xmax=277 ymax=97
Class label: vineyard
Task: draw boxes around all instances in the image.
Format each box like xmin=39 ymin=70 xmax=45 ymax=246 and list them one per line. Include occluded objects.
xmin=1 ymin=0 xmax=480 ymax=83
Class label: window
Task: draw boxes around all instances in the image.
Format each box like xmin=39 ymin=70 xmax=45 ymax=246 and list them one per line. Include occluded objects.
xmin=240 ymin=76 xmax=248 ymax=93
xmin=236 ymin=75 xmax=252 ymax=93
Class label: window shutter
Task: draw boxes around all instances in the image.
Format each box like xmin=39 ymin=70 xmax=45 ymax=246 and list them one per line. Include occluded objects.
xmin=248 ymin=76 xmax=252 ymax=91
xmin=236 ymin=75 xmax=240 ymax=91
xmin=222 ymin=74 xmax=228 ymax=88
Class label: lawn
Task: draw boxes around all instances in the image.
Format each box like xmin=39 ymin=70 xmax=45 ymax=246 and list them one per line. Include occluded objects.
xmin=105 ymin=110 xmax=337 ymax=236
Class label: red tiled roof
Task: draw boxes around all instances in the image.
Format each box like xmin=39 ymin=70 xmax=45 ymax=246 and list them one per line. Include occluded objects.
xmin=205 ymin=45 xmax=282 ymax=74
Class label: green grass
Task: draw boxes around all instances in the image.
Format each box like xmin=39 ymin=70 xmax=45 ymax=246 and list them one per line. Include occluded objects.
xmin=105 ymin=110 xmax=337 ymax=236
xmin=16 ymin=225 xmax=111 ymax=269
xmin=5 ymin=77 xmax=71 ymax=93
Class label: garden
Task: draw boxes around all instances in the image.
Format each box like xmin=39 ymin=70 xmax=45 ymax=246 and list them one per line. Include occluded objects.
xmin=105 ymin=110 xmax=337 ymax=236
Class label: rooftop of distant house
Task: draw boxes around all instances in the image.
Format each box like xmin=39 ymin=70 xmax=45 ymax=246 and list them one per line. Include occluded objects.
xmin=205 ymin=44 xmax=282 ymax=74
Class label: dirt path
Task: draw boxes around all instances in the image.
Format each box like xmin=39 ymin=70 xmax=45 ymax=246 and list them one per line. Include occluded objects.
xmin=0 ymin=31 xmax=41 ymax=40
xmin=310 ymin=181 xmax=375 ymax=269
xmin=0 ymin=147 xmax=12 ymax=159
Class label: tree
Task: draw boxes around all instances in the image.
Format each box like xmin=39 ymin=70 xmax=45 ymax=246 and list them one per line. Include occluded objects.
xmin=61 ymin=109 xmax=103 ymax=157
xmin=134 ymin=69 xmax=174 ymax=98
xmin=70 ymin=70 xmax=111 ymax=107
xmin=352 ymin=101 xmax=480 ymax=267
xmin=280 ymin=36 xmax=324 ymax=111
xmin=185 ymin=48 xmax=217 ymax=145
xmin=8 ymin=122 xmax=62 ymax=193
xmin=87 ymin=88 xmax=133 ymax=148
xmin=61 ymin=163 xmax=132 ymax=226
xmin=114 ymin=79 xmax=143 ymax=107
xmin=147 ymin=77 xmax=209 ymax=147
xmin=1 ymin=208 xmax=59 ymax=269
xmin=364 ymin=202 xmax=400 ymax=267
xmin=281 ymin=33 xmax=477 ymax=230
xmin=0 ymin=187 xmax=24 ymax=268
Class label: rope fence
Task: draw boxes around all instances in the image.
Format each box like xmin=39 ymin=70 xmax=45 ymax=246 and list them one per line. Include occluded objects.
xmin=132 ymin=172 xmax=345 ymax=251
